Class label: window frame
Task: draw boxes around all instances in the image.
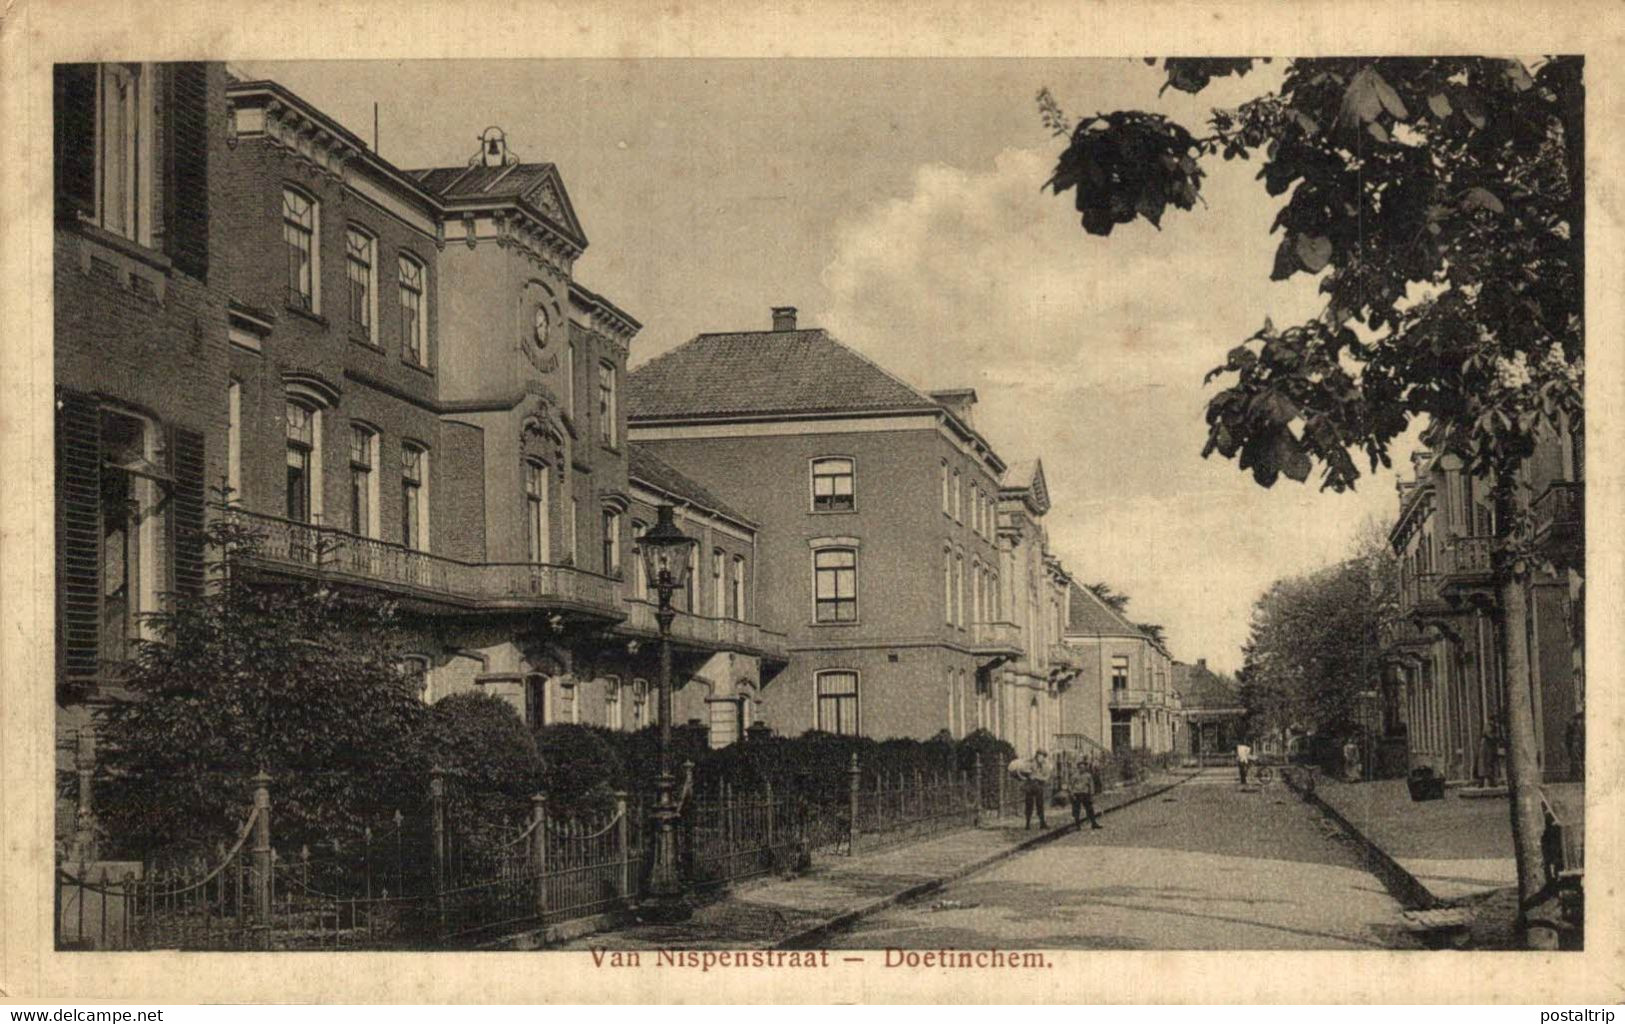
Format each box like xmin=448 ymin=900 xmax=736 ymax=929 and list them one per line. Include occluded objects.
xmin=602 ymin=508 xmax=622 ymax=575
xmin=814 ymin=670 xmax=860 ymax=736
xmin=1110 ymin=655 xmax=1131 ymax=691
xmin=348 ymin=422 xmax=380 ymax=539
xmin=730 ymin=554 xmax=746 ymax=621
xmin=344 ymin=225 xmax=379 ymax=344
xmin=712 ymin=547 xmax=726 ymax=617
xmin=812 ymin=547 xmax=859 ymax=624
xmin=525 ymin=459 xmax=551 ymax=564
xmin=285 ymin=400 xmax=319 ymax=525
xmin=597 ymin=359 xmax=618 ymax=449
xmin=282 ymin=186 xmax=320 ymax=314
xmin=809 ymin=456 xmax=857 ymax=514
xmin=94 ymin=63 xmax=155 ymax=247
xmin=398 ymin=253 xmax=427 ymax=369
xmin=400 ymin=441 xmax=429 ymax=552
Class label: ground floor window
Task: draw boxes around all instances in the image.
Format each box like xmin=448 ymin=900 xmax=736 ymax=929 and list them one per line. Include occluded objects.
xmin=1110 ymin=709 xmax=1133 ymax=752
xmin=815 ymin=670 xmax=859 ymax=735
xmin=708 ymin=697 xmax=746 ymax=748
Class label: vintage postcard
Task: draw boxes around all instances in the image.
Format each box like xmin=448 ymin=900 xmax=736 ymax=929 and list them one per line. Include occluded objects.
xmin=2 ymin=0 xmax=1621 ymax=1005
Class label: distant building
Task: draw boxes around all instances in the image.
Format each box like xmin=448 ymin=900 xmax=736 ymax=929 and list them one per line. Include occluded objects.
xmin=1382 ymin=426 xmax=1582 ymax=783
xmin=1059 ymin=583 xmax=1176 ymax=754
xmin=1173 ymin=659 xmax=1244 ymax=766
xmin=627 ymin=308 xmax=1021 ymax=741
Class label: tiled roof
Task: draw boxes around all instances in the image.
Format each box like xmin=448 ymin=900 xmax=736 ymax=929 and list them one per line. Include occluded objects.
xmin=1175 ymin=662 xmax=1242 ymax=710
xmin=410 ymin=163 xmax=558 ymax=202
xmin=627 ymin=329 xmax=941 ymax=421
xmin=1066 ymin=582 xmax=1143 ymax=637
xmin=628 ymin=444 xmax=753 ymax=528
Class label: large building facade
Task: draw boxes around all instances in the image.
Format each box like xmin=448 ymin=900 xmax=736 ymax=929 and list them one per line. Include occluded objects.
xmin=1059 ymin=582 xmax=1177 ymax=754
xmin=53 ymin=65 xmax=788 ymax=852
xmin=628 ymin=309 xmax=1038 ymax=742
xmin=1383 ymin=426 xmax=1583 ymax=784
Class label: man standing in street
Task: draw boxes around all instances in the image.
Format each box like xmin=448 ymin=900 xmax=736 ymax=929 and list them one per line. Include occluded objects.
xmin=1069 ymin=754 xmax=1104 ymax=830
xmin=1236 ymin=739 xmax=1252 ymax=785
xmin=1008 ymin=750 xmax=1053 ymax=830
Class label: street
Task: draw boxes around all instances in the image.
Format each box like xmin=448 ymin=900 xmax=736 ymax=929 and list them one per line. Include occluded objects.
xmin=824 ymin=769 xmax=1422 ymax=950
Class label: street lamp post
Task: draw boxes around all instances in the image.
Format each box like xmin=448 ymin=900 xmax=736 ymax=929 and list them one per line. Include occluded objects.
xmin=637 ymin=504 xmax=698 ymax=922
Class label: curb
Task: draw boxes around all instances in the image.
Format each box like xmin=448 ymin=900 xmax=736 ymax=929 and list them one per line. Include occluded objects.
xmin=1284 ymin=771 xmax=1438 ymax=911
xmin=770 ymin=770 xmax=1202 ymax=950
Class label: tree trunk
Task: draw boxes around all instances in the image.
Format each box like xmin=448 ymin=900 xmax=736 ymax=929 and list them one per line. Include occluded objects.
xmin=1493 ymin=470 xmax=1562 ymax=949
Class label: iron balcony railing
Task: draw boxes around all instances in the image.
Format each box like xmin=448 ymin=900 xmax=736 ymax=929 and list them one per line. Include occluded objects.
xmin=1531 ymin=481 xmax=1583 ymax=561
xmin=616 ymin=595 xmax=788 ymax=662
xmin=1437 ymin=535 xmax=1495 ymax=598
xmin=225 ymin=506 xmax=621 ymax=615
xmin=1109 ymin=687 xmax=1163 ymax=709
xmin=1398 ymin=571 xmax=1444 ymax=614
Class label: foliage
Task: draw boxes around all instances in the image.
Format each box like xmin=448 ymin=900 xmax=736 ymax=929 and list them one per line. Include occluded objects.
xmin=1237 ymin=547 xmax=1390 ymax=743
xmin=430 ymin=692 xmax=539 ymax=859
xmin=1084 ymin=581 xmax=1130 ymax=614
xmin=1040 ymin=57 xmax=1584 ymax=491
xmin=95 ymin=517 xmax=431 ymax=861
xmin=1134 ymin=622 xmax=1167 ymax=648
xmin=533 ymin=723 xmax=629 ymax=817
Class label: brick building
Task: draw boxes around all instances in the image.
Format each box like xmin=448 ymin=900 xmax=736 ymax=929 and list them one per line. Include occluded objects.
xmin=1381 ymin=423 xmax=1583 ymax=783
xmin=53 ymin=65 xmax=788 ymax=854
xmin=1059 ymin=582 xmax=1177 ymax=754
xmin=53 ymin=62 xmax=233 ymax=853
xmin=627 ymin=309 xmax=1029 ymax=741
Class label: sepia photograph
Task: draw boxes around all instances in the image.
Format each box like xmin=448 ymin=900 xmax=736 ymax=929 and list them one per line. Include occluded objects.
xmin=8 ymin=0 xmax=1621 ymax=1003
xmin=44 ymin=51 xmax=1587 ymax=961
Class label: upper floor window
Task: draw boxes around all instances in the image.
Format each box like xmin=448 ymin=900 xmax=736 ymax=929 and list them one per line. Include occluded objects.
xmin=283 ymin=188 xmax=319 ymax=312
xmin=598 ymin=361 xmax=618 ymax=447
xmin=563 ymin=341 xmax=576 ymax=417
xmin=941 ymin=460 xmax=950 ymax=515
xmin=398 ymin=256 xmax=427 ymax=367
xmin=349 ymin=424 xmax=378 ymax=538
xmin=712 ymin=548 xmax=727 ymax=616
xmin=401 ymin=443 xmax=428 ymax=551
xmin=525 ymin=460 xmax=550 ymax=563
xmin=811 ymin=457 xmax=856 ymax=513
xmin=943 ymin=549 xmax=954 ymax=626
xmin=815 ymin=671 xmax=860 ymax=736
xmin=631 ymin=520 xmax=648 ymax=600
xmin=345 ymin=227 xmax=377 ymax=341
xmin=94 ymin=63 xmax=154 ymax=246
xmin=1111 ymin=655 xmax=1130 ymax=691
xmin=603 ymin=509 xmax=621 ymax=574
xmin=226 ymin=381 xmax=242 ymax=505
xmin=730 ymin=555 xmax=746 ymax=621
xmin=285 ymin=401 xmax=317 ymax=524
xmin=813 ymin=548 xmax=858 ymax=623
xmin=952 ymin=471 xmax=962 ymax=523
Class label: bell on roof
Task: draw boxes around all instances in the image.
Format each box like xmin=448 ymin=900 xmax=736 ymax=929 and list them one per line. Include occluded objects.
xmin=473 ymin=126 xmax=516 ymax=167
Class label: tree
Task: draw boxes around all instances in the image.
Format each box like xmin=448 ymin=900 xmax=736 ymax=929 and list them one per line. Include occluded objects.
xmin=1039 ymin=57 xmax=1583 ymax=946
xmin=96 ymin=517 xmax=432 ymax=861
xmin=1085 ymin=581 xmax=1130 ymax=614
xmin=1134 ymin=622 xmax=1167 ymax=648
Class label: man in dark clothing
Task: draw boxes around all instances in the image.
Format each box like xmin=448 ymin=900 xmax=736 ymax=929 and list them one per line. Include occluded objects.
xmin=1069 ymin=755 xmax=1104 ymax=829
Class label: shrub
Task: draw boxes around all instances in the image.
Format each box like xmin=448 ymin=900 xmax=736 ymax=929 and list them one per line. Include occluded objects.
xmin=533 ymin=724 xmax=626 ymax=817
xmin=429 ymin=692 xmax=540 ymax=872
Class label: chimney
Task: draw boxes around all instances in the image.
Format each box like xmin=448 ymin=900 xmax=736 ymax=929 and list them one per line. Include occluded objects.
xmin=1196 ymin=658 xmax=1208 ymax=671
xmin=771 ymin=306 xmax=798 ymax=332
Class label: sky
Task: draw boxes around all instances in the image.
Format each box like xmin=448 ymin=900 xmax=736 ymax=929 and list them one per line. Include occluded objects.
xmin=240 ymin=58 xmax=1416 ymax=674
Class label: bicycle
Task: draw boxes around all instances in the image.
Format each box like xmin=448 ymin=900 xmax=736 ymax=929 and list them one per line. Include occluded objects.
xmin=1252 ymin=764 xmax=1275 ymax=786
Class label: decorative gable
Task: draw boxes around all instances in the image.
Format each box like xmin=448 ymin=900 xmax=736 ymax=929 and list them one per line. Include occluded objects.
xmin=521 ymin=166 xmax=587 ymax=251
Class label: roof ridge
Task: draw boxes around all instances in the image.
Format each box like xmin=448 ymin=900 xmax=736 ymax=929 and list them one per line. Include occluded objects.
xmin=1068 ymin=580 xmax=1141 ymax=635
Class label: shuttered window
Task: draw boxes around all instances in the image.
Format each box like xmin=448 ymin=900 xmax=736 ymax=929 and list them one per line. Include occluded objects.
xmin=56 ymin=390 xmax=102 ymax=681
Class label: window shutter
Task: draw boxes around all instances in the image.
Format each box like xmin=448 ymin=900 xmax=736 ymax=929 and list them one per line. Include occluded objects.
xmin=163 ymin=62 xmax=210 ymax=280
xmin=56 ymin=389 xmax=102 ymax=681
xmin=169 ymin=424 xmax=208 ymax=600
xmin=54 ymin=64 xmax=97 ymax=223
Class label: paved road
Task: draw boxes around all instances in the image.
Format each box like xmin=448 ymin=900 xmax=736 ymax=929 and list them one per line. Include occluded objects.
xmin=825 ymin=768 xmax=1421 ymax=950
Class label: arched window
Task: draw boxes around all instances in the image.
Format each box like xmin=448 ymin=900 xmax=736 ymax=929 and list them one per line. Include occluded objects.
xmin=630 ymin=520 xmax=648 ymax=600
xmin=810 ymin=457 xmax=855 ymax=512
xmin=524 ymin=673 xmax=546 ymax=727
xmin=604 ymin=676 xmax=623 ymax=730
xmin=349 ymin=423 xmax=379 ymax=538
xmin=285 ymin=400 xmax=318 ymax=525
xmin=815 ymin=670 xmax=859 ymax=735
xmin=283 ymin=186 xmax=319 ymax=311
xmin=525 ymin=459 xmax=550 ymax=563
xmin=630 ymin=679 xmax=649 ymax=729
xmin=401 ymin=442 xmax=429 ymax=552
xmin=943 ymin=548 xmax=954 ymax=626
xmin=345 ymin=226 xmax=377 ymax=341
xmin=398 ymin=254 xmax=427 ymax=367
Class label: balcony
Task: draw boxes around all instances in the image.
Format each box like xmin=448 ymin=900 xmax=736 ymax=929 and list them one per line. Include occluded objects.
xmin=1437 ymin=535 xmax=1496 ymax=604
xmin=1397 ymin=571 xmax=1449 ymax=618
xmin=1109 ymin=687 xmax=1161 ymax=710
xmin=1378 ymin=615 xmax=1436 ymax=653
xmin=615 ymin=596 xmax=789 ymax=663
xmin=1531 ymin=481 xmax=1583 ymax=570
xmin=970 ymin=620 xmax=1023 ymax=662
xmin=227 ymin=507 xmax=622 ymax=617
xmin=1047 ymin=643 xmax=1084 ymax=673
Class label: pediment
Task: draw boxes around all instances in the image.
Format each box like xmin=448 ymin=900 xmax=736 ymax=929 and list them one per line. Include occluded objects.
xmin=522 ymin=165 xmax=588 ymax=251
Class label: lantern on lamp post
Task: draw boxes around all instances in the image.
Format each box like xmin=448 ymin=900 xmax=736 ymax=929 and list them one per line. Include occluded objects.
xmin=637 ymin=504 xmax=698 ymax=920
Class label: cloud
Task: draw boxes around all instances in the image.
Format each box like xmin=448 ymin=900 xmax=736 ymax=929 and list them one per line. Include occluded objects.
xmin=820 ymin=146 xmax=1413 ymax=672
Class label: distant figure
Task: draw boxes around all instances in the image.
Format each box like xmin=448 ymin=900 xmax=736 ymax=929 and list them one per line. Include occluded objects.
xmin=1069 ymin=755 xmax=1104 ymax=830
xmin=1236 ymin=740 xmax=1253 ymax=785
xmin=1008 ymin=750 xmax=1052 ymax=830
xmin=1343 ymin=737 xmax=1362 ymax=782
